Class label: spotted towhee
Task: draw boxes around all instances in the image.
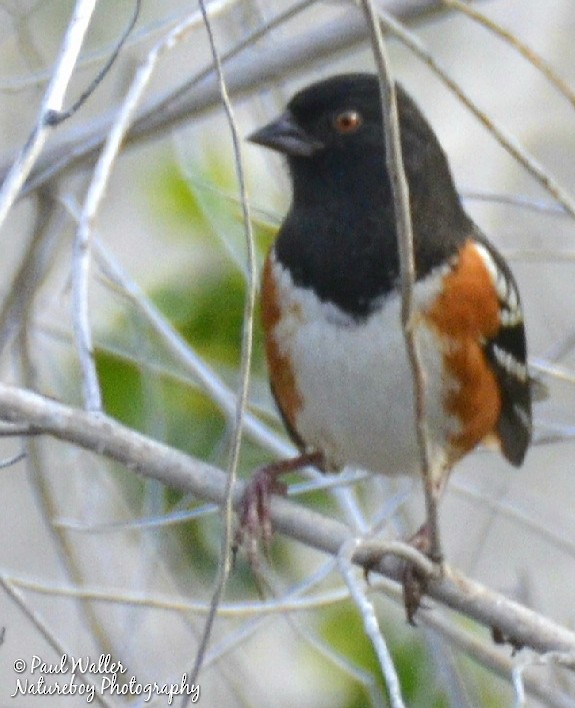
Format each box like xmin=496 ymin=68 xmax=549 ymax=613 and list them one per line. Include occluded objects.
xmin=238 ymin=73 xmax=531 ymax=611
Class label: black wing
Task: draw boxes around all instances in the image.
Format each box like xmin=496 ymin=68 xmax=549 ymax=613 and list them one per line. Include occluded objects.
xmin=477 ymin=234 xmax=532 ymax=465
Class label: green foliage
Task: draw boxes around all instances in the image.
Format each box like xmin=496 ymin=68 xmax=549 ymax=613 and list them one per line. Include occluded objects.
xmin=97 ymin=350 xmax=147 ymax=431
xmin=145 ymin=159 xmax=212 ymax=237
xmin=153 ymin=269 xmax=266 ymax=372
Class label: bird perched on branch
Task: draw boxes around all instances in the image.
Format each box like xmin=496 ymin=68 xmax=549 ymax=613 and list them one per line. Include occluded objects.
xmin=236 ymin=73 xmax=531 ymax=620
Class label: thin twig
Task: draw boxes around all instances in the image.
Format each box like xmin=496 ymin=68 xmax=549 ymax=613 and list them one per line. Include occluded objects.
xmin=0 ymin=450 xmax=26 ymax=468
xmin=72 ymin=2 xmax=224 ymax=411
xmin=6 ymin=569 xmax=347 ymax=616
xmin=47 ymin=0 xmax=142 ymax=125
xmin=0 ymin=0 xmax=98 ymax=232
xmin=442 ymin=0 xmax=575 ymax=109
xmin=185 ymin=0 xmax=258 ymax=695
xmin=461 ymin=190 xmax=568 ymax=216
xmin=338 ymin=538 xmax=406 ymax=708
xmin=376 ymin=9 xmax=575 ymax=218
xmin=360 ymin=0 xmax=441 ymax=561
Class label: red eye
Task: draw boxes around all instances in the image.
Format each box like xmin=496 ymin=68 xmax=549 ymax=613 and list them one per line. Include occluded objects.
xmin=333 ymin=110 xmax=362 ymax=134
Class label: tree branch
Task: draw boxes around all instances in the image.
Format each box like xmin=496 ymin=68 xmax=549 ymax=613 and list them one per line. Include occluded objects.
xmin=0 ymin=382 xmax=574 ymax=661
xmin=0 ymin=1 xmax=448 ymax=199
xmin=360 ymin=0 xmax=442 ymax=564
xmin=0 ymin=0 xmax=98 ymax=230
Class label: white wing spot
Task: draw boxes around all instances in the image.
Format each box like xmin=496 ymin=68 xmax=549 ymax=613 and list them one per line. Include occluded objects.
xmin=513 ymin=403 xmax=531 ymax=431
xmin=492 ymin=344 xmax=528 ymax=382
xmin=473 ymin=242 xmax=523 ymax=327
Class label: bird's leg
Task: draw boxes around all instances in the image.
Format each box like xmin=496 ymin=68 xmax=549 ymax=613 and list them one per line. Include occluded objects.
xmin=361 ymin=520 xmax=438 ymax=625
xmin=423 ymin=468 xmax=445 ymax=565
xmin=402 ymin=521 xmax=433 ymax=624
xmin=403 ymin=474 xmax=447 ymax=624
xmin=233 ymin=451 xmax=324 ymax=566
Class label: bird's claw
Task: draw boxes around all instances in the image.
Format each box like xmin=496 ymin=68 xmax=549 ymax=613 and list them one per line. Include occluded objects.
xmin=362 ymin=522 xmax=439 ymax=625
xmin=233 ymin=465 xmax=287 ymax=568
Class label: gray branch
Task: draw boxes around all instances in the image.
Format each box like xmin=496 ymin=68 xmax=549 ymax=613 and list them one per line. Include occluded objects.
xmin=0 ymin=1 xmax=447 ymax=199
xmin=0 ymin=381 xmax=574 ymax=661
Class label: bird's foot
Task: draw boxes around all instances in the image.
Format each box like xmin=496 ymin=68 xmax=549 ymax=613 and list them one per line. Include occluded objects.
xmin=402 ymin=522 xmax=443 ymax=625
xmin=363 ymin=522 xmax=442 ymax=625
xmin=233 ymin=452 xmax=324 ymax=568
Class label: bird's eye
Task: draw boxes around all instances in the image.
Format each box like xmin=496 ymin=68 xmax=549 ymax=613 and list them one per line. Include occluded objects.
xmin=333 ymin=110 xmax=363 ymax=134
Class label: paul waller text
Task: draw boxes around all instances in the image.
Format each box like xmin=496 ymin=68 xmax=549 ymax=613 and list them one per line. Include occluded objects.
xmin=23 ymin=653 xmax=126 ymax=676
xmin=11 ymin=654 xmax=200 ymax=704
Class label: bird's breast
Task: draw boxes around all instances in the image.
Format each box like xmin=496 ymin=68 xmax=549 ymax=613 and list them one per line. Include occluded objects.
xmin=261 ymin=249 xmax=466 ymax=482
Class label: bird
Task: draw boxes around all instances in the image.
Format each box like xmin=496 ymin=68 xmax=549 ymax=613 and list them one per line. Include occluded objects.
xmin=237 ymin=73 xmax=531 ymax=619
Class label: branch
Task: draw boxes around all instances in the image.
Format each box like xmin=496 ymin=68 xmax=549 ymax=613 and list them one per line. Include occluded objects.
xmin=0 ymin=0 xmax=98 ymax=230
xmin=338 ymin=539 xmax=405 ymax=708
xmin=360 ymin=0 xmax=441 ymax=563
xmin=0 ymin=382 xmax=574 ymax=660
xmin=187 ymin=0 xmax=259 ymax=690
xmin=0 ymin=1 xmax=448 ymax=198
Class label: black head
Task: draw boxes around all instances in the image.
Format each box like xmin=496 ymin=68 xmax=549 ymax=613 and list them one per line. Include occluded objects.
xmin=249 ymin=74 xmax=472 ymax=315
xmin=250 ymin=74 xmax=385 ymax=155
xmin=249 ymin=74 xmax=390 ymax=203
xmin=250 ymin=74 xmax=468 ymax=227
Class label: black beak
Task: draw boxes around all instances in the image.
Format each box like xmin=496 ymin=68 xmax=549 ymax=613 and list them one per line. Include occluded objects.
xmin=248 ymin=110 xmax=324 ymax=157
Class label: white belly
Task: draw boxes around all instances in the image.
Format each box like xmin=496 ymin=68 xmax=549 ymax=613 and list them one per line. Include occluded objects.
xmin=270 ymin=259 xmax=460 ymax=478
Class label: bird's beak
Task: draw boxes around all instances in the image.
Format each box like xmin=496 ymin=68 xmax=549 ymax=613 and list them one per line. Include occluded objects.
xmin=248 ymin=110 xmax=324 ymax=157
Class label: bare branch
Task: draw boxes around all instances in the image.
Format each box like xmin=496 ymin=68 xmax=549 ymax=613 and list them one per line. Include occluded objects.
xmin=360 ymin=0 xmax=441 ymax=560
xmin=5 ymin=1 xmax=448 ymax=198
xmin=338 ymin=538 xmax=406 ymax=708
xmin=0 ymin=0 xmax=98 ymax=230
xmin=186 ymin=0 xmax=258 ymax=691
xmin=0 ymin=382 xmax=574 ymax=661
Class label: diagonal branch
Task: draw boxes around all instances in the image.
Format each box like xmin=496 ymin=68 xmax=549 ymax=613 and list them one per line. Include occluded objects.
xmin=0 ymin=0 xmax=98 ymax=231
xmin=1 ymin=1 xmax=449 ymax=199
xmin=0 ymin=382 xmax=574 ymax=661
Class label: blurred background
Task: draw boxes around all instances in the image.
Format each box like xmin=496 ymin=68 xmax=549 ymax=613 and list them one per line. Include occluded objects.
xmin=0 ymin=1 xmax=574 ymax=705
